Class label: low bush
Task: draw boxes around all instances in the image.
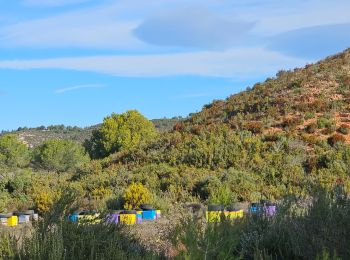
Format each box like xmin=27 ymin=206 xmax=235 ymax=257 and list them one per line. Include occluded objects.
xmin=327 ymin=134 xmax=346 ymax=146
xmin=305 ymin=123 xmax=317 ymax=133
xmin=338 ymin=124 xmax=350 ymax=135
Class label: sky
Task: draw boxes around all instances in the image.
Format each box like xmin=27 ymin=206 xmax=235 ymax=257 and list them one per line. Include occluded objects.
xmin=0 ymin=0 xmax=349 ymax=130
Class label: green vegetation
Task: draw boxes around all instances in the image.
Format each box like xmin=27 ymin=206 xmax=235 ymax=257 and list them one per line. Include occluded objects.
xmin=123 ymin=183 xmax=152 ymax=210
xmin=0 ymin=134 xmax=30 ymax=168
xmin=85 ymin=110 xmax=158 ymax=159
xmin=174 ymin=188 xmax=350 ymax=260
xmin=33 ymin=139 xmax=89 ymax=172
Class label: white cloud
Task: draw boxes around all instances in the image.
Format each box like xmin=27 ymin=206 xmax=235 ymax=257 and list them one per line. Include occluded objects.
xmin=22 ymin=0 xmax=91 ymax=7
xmin=0 ymin=48 xmax=310 ymax=79
xmin=55 ymin=84 xmax=105 ymax=94
xmin=0 ymin=3 xmax=143 ymax=49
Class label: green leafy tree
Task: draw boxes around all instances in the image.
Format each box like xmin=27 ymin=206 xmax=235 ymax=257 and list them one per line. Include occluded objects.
xmin=0 ymin=134 xmax=30 ymax=168
xmin=86 ymin=110 xmax=157 ymax=158
xmin=34 ymin=139 xmax=89 ymax=172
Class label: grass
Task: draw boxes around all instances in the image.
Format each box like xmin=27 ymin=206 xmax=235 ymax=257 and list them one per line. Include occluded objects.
xmin=1 ymin=187 xmax=350 ymax=259
xmin=0 ymin=191 xmax=160 ymax=260
xmin=173 ymin=187 xmax=350 ymax=260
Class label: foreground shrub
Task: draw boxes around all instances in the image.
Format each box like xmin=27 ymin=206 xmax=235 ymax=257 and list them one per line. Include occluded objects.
xmin=2 ymin=191 xmax=158 ymax=260
xmin=174 ymin=188 xmax=350 ymax=260
xmin=173 ymin=217 xmax=243 ymax=259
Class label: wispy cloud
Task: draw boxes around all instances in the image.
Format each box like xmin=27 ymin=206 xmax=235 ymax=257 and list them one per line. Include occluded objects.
xmin=0 ymin=91 xmax=6 ymax=96
xmin=0 ymin=2 xmax=142 ymax=49
xmin=55 ymin=84 xmax=105 ymax=94
xmin=22 ymin=0 xmax=91 ymax=7
xmin=0 ymin=48 xmax=310 ymax=79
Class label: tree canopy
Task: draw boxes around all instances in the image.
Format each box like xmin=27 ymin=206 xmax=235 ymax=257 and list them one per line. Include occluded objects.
xmin=86 ymin=110 xmax=157 ymax=158
xmin=0 ymin=134 xmax=30 ymax=168
xmin=34 ymin=139 xmax=89 ymax=172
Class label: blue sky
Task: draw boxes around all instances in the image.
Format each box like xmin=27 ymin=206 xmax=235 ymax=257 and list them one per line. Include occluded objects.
xmin=0 ymin=0 xmax=349 ymax=130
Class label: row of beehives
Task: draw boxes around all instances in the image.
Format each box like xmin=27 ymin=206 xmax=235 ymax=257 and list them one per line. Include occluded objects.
xmin=69 ymin=205 xmax=161 ymax=226
xmin=0 ymin=211 xmax=39 ymax=227
xmin=206 ymin=201 xmax=277 ymax=223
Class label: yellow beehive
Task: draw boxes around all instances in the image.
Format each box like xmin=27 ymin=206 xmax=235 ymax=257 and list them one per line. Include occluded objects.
xmin=206 ymin=211 xmax=221 ymax=223
xmin=78 ymin=214 xmax=100 ymax=224
xmin=236 ymin=210 xmax=244 ymax=218
xmin=7 ymin=216 xmax=18 ymax=227
xmin=120 ymin=213 xmax=136 ymax=225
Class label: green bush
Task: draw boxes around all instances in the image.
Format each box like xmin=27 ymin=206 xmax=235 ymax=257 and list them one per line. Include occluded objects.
xmin=317 ymin=117 xmax=334 ymax=129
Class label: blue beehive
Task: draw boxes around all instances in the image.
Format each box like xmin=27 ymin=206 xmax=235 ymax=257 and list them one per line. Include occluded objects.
xmin=142 ymin=210 xmax=156 ymax=220
xmin=250 ymin=203 xmax=260 ymax=213
xmin=69 ymin=212 xmax=80 ymax=223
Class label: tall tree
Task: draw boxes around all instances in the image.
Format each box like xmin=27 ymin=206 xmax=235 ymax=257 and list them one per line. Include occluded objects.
xmin=86 ymin=110 xmax=157 ymax=158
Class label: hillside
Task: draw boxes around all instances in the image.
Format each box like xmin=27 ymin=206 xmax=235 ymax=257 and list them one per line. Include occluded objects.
xmin=183 ymin=48 xmax=350 ymax=144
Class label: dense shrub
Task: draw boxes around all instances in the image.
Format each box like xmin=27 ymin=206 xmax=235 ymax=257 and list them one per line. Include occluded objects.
xmin=123 ymin=183 xmax=152 ymax=210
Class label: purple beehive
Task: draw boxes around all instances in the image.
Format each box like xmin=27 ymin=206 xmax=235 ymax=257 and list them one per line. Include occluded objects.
xmin=106 ymin=211 xmax=120 ymax=224
xmin=136 ymin=211 xmax=143 ymax=224
xmin=265 ymin=205 xmax=277 ymax=216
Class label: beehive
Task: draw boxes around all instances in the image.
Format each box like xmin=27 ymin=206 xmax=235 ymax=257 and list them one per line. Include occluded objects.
xmin=69 ymin=213 xmax=79 ymax=223
xmin=119 ymin=213 xmax=136 ymax=225
xmin=136 ymin=211 xmax=143 ymax=224
xmin=7 ymin=216 xmax=18 ymax=227
xmin=156 ymin=210 xmax=161 ymax=219
xmin=79 ymin=214 xmax=100 ymax=224
xmin=33 ymin=214 xmax=39 ymax=221
xmin=206 ymin=211 xmax=221 ymax=223
xmin=106 ymin=213 xmax=120 ymax=224
xmin=142 ymin=210 xmax=157 ymax=221
xmin=0 ymin=217 xmax=8 ymax=226
xmin=18 ymin=215 xmax=30 ymax=224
